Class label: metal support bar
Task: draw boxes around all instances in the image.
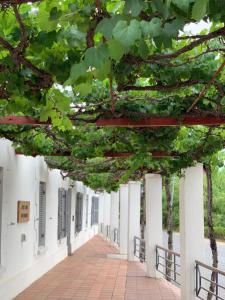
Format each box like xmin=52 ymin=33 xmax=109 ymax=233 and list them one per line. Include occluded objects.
xmin=155 ymin=245 xmax=181 ymax=286
xmin=195 ymin=260 xmax=225 ymax=300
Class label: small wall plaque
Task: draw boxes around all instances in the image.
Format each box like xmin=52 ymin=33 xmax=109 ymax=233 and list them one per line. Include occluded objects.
xmin=17 ymin=201 xmax=30 ymax=223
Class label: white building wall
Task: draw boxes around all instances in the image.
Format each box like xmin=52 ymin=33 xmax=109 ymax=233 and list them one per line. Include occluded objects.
xmin=0 ymin=139 xmax=102 ymax=300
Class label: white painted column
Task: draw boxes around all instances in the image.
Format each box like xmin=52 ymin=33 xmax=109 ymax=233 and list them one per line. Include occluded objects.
xmin=179 ymin=163 xmax=205 ymax=300
xmin=119 ymin=184 xmax=129 ymax=256
xmin=110 ymin=191 xmax=120 ymax=243
xmin=145 ymin=174 xmax=163 ymax=278
xmin=128 ymin=181 xmax=141 ymax=261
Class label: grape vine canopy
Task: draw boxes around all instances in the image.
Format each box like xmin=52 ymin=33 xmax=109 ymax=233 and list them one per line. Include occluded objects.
xmin=0 ymin=0 xmax=225 ymax=191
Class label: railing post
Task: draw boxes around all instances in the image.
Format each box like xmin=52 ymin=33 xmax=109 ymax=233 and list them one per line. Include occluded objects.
xmin=216 ymin=272 xmax=219 ymax=300
xmin=134 ymin=237 xmax=136 ymax=256
xmin=195 ymin=264 xmax=198 ymax=297
xmin=156 ymin=246 xmax=159 ymax=270
xmin=174 ymin=255 xmax=177 ymax=283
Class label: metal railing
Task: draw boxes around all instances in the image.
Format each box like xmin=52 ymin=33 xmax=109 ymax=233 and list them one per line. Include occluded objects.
xmin=156 ymin=245 xmax=181 ymax=286
xmin=134 ymin=236 xmax=145 ymax=263
xmin=106 ymin=225 xmax=110 ymax=238
xmin=113 ymin=228 xmax=119 ymax=245
xmin=196 ymin=260 xmax=225 ymax=300
xmin=100 ymin=223 xmax=104 ymax=234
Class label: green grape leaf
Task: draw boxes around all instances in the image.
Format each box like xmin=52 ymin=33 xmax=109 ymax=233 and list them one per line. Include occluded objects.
xmin=124 ymin=0 xmax=144 ymax=17
xmin=140 ymin=18 xmax=162 ymax=37
xmin=84 ymin=44 xmax=109 ymax=69
xmin=96 ymin=18 xmax=114 ymax=39
xmin=94 ymin=59 xmax=111 ymax=80
xmin=221 ymin=96 xmax=225 ymax=105
xmin=74 ymin=82 xmax=92 ymax=96
xmin=107 ymin=39 xmax=126 ymax=61
xmin=138 ymin=39 xmax=149 ymax=59
xmin=38 ymin=10 xmax=57 ymax=32
xmin=172 ymin=0 xmax=190 ymax=12
xmin=69 ymin=63 xmax=87 ymax=82
xmin=13 ymin=96 xmax=29 ymax=107
xmin=192 ymin=0 xmax=208 ymax=21
xmin=164 ymin=18 xmax=185 ymax=38
xmin=112 ymin=20 xmax=142 ymax=47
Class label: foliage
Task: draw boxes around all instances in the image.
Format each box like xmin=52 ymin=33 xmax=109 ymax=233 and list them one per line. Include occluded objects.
xmin=163 ymin=163 xmax=225 ymax=239
xmin=0 ymin=0 xmax=225 ymax=190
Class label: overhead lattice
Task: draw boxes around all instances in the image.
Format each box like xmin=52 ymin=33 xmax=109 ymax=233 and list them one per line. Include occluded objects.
xmin=0 ymin=0 xmax=225 ymax=190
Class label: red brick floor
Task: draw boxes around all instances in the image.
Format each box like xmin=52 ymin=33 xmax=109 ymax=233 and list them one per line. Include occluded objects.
xmin=14 ymin=236 xmax=180 ymax=300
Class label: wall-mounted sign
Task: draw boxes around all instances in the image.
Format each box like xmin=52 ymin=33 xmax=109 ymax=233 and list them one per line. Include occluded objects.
xmin=17 ymin=201 xmax=30 ymax=223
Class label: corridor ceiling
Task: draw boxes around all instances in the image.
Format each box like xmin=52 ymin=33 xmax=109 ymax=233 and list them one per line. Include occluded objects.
xmin=0 ymin=0 xmax=225 ymax=190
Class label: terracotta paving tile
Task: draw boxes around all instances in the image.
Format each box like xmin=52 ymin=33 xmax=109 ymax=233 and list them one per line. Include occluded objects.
xmin=14 ymin=235 xmax=180 ymax=300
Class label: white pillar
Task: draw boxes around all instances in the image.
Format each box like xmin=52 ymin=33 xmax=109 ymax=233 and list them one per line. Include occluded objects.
xmin=119 ymin=184 xmax=129 ymax=256
xmin=145 ymin=174 xmax=163 ymax=278
xmin=128 ymin=181 xmax=141 ymax=261
xmin=110 ymin=191 xmax=120 ymax=243
xmin=179 ymin=163 xmax=205 ymax=300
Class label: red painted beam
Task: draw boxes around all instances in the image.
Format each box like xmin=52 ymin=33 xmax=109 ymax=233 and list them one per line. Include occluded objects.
xmin=104 ymin=151 xmax=179 ymax=158
xmin=16 ymin=150 xmax=178 ymax=158
xmin=96 ymin=116 xmax=225 ymax=127
xmin=15 ymin=150 xmax=71 ymax=157
xmin=104 ymin=151 xmax=132 ymax=158
xmin=0 ymin=116 xmax=50 ymax=125
xmin=1 ymin=115 xmax=225 ymax=127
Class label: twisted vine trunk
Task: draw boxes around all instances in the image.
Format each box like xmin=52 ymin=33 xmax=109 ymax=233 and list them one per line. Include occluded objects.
xmin=165 ymin=177 xmax=173 ymax=281
xmin=141 ymin=179 xmax=145 ymax=239
xmin=205 ymin=165 xmax=218 ymax=300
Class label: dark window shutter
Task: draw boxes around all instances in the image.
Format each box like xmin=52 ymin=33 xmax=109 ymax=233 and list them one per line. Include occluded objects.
xmin=65 ymin=189 xmax=71 ymax=236
xmin=86 ymin=195 xmax=89 ymax=227
xmin=75 ymin=192 xmax=83 ymax=233
xmin=61 ymin=189 xmax=67 ymax=238
xmin=91 ymin=196 xmax=99 ymax=225
xmin=39 ymin=182 xmax=46 ymax=247
xmin=0 ymin=168 xmax=3 ymax=264
xmin=58 ymin=188 xmax=63 ymax=240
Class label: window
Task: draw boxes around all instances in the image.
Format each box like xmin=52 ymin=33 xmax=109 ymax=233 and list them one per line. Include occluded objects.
xmin=0 ymin=168 xmax=3 ymax=264
xmin=65 ymin=189 xmax=72 ymax=238
xmin=85 ymin=195 xmax=89 ymax=227
xmin=75 ymin=192 xmax=83 ymax=233
xmin=39 ymin=182 xmax=46 ymax=247
xmin=91 ymin=196 xmax=99 ymax=225
xmin=58 ymin=188 xmax=67 ymax=240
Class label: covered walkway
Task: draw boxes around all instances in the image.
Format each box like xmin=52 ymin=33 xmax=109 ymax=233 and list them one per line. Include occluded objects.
xmin=15 ymin=236 xmax=180 ymax=300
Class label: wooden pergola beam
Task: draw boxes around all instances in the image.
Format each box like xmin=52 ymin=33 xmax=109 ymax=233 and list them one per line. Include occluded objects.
xmin=0 ymin=116 xmax=50 ymax=125
xmin=1 ymin=115 xmax=225 ymax=127
xmin=16 ymin=150 xmax=178 ymax=158
xmin=104 ymin=151 xmax=179 ymax=158
xmin=15 ymin=150 xmax=71 ymax=157
xmin=96 ymin=116 xmax=225 ymax=127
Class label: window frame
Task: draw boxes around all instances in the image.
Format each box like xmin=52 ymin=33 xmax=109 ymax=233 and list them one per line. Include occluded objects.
xmin=91 ymin=196 xmax=99 ymax=226
xmin=58 ymin=188 xmax=67 ymax=240
xmin=75 ymin=192 xmax=83 ymax=234
xmin=38 ymin=181 xmax=47 ymax=248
